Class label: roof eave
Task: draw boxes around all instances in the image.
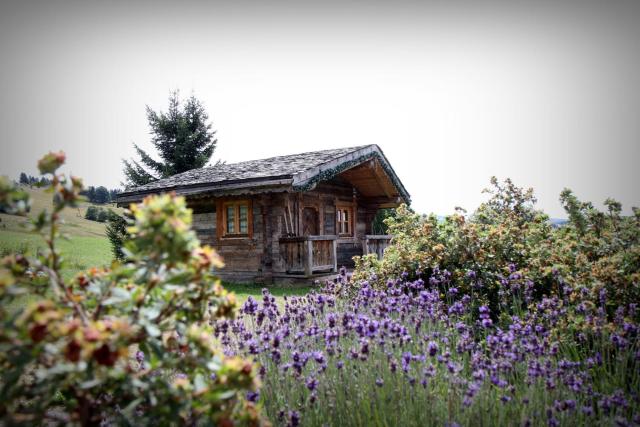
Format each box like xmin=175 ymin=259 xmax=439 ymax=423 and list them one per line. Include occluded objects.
xmin=116 ymin=178 xmax=293 ymax=205
xmin=291 ymin=144 xmax=411 ymax=205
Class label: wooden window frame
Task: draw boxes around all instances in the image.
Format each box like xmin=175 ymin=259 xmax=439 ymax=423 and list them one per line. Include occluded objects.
xmin=336 ymin=203 xmax=354 ymax=237
xmin=217 ymin=199 xmax=253 ymax=239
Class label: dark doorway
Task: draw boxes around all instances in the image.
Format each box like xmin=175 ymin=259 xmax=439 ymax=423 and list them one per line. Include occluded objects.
xmin=302 ymin=207 xmax=319 ymax=236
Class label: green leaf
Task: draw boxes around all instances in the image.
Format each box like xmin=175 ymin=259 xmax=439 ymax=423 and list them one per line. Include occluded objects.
xmin=80 ymin=379 xmax=102 ymax=389
xmin=120 ymin=397 xmax=143 ymax=420
xmin=194 ymin=373 xmax=207 ymax=393
xmin=141 ymin=306 xmax=161 ymax=321
xmin=145 ymin=323 xmax=161 ymax=337
xmin=103 ymin=287 xmax=131 ymax=305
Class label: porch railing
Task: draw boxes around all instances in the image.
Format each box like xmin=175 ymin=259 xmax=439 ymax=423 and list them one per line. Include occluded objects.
xmin=363 ymin=235 xmax=393 ymax=260
xmin=279 ymin=235 xmax=338 ymax=277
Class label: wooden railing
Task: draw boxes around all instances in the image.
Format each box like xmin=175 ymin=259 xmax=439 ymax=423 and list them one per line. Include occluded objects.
xmin=363 ymin=235 xmax=393 ymax=260
xmin=279 ymin=235 xmax=337 ymax=277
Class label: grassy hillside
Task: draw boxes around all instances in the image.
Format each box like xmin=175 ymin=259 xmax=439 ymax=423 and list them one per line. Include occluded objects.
xmin=0 ymin=185 xmax=123 ymax=279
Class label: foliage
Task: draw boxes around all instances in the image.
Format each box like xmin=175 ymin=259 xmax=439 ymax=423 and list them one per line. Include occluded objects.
xmin=106 ymin=210 xmax=129 ymax=261
xmin=122 ymin=91 xmax=217 ymax=188
xmin=96 ymin=208 xmax=109 ymax=223
xmin=0 ymin=176 xmax=31 ymax=215
xmin=94 ymin=186 xmax=110 ymax=204
xmin=19 ymin=172 xmax=29 ymax=185
xmin=84 ymin=205 xmax=99 ymax=221
xmin=17 ymin=172 xmax=51 ymax=188
xmin=555 ymin=189 xmax=640 ymax=319
xmin=371 ymin=208 xmax=396 ymax=235
xmin=353 ymin=177 xmax=640 ymax=323
xmin=80 ymin=186 xmax=120 ymax=204
xmin=0 ymin=153 xmax=263 ymax=426
xmin=85 ymin=206 xmax=115 ymax=223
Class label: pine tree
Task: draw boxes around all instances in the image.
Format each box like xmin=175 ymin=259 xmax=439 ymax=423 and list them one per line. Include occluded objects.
xmin=122 ymin=91 xmax=217 ymax=188
xmin=19 ymin=172 xmax=29 ymax=185
xmin=82 ymin=186 xmax=97 ymax=203
xmin=109 ymin=188 xmax=121 ymax=201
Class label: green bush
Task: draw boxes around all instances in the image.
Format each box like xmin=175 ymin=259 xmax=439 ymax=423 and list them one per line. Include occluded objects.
xmin=85 ymin=205 xmax=99 ymax=221
xmin=0 ymin=152 xmax=264 ymax=425
xmin=354 ymin=177 xmax=640 ymax=322
xmin=96 ymin=208 xmax=109 ymax=223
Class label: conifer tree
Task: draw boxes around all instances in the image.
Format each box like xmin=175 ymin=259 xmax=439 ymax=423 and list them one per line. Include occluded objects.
xmin=122 ymin=91 xmax=217 ymax=188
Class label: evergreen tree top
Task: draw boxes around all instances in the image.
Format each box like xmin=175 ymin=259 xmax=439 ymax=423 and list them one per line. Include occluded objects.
xmin=123 ymin=91 xmax=217 ymax=188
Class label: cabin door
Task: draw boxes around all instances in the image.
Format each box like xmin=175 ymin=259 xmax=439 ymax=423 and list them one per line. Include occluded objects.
xmin=302 ymin=207 xmax=319 ymax=236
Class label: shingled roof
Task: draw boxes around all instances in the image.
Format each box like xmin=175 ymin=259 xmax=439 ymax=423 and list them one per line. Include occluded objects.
xmin=117 ymin=144 xmax=410 ymax=204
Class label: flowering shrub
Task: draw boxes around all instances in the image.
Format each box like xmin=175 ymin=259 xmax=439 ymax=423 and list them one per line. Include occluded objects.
xmin=221 ymin=274 xmax=638 ymax=426
xmin=353 ymin=177 xmax=640 ymax=325
xmin=0 ymin=153 xmax=263 ymax=425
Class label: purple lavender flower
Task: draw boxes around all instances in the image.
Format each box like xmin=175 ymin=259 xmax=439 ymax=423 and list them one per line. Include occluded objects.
xmin=427 ymin=341 xmax=439 ymax=357
xmin=288 ymin=410 xmax=300 ymax=427
xmin=305 ymin=376 xmax=318 ymax=391
xmin=242 ymin=296 xmax=259 ymax=315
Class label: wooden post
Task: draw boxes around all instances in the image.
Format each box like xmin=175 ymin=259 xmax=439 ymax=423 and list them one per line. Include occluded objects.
xmin=297 ymin=193 xmax=303 ymax=236
xmin=332 ymin=239 xmax=338 ymax=273
xmin=304 ymin=238 xmax=313 ymax=277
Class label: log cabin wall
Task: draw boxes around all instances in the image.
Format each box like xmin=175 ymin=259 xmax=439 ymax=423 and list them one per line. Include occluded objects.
xmin=189 ymin=196 xmax=267 ymax=283
xmin=186 ymin=177 xmax=382 ymax=282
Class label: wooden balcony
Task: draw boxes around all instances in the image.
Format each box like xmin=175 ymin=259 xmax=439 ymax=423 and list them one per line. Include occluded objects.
xmin=363 ymin=235 xmax=393 ymax=260
xmin=279 ymin=235 xmax=338 ymax=277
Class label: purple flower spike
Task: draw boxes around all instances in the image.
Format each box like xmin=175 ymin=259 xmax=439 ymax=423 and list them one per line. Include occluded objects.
xmin=427 ymin=341 xmax=439 ymax=356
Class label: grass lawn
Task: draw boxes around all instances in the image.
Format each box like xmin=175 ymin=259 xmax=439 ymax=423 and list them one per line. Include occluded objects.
xmin=223 ymin=282 xmax=315 ymax=308
xmin=0 ymin=230 xmax=113 ymax=280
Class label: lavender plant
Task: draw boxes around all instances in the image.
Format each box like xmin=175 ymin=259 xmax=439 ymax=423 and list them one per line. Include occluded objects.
xmin=220 ymin=272 xmax=638 ymax=426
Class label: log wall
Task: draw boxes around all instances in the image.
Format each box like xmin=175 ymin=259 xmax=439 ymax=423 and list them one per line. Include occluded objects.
xmin=187 ymin=176 xmax=385 ymax=282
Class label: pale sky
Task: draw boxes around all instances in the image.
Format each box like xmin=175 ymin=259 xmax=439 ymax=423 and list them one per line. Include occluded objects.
xmin=1 ymin=0 xmax=639 ymax=217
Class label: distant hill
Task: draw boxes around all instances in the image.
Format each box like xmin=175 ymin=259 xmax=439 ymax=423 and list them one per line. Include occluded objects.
xmin=0 ymin=185 xmax=124 ymax=238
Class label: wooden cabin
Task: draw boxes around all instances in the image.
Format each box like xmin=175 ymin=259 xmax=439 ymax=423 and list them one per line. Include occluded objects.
xmin=116 ymin=145 xmax=410 ymax=284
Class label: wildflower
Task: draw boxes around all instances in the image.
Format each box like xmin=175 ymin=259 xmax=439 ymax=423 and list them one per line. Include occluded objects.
xmin=288 ymin=410 xmax=300 ymax=427
xmin=242 ymin=296 xmax=259 ymax=315
xmin=427 ymin=341 xmax=439 ymax=357
xmin=312 ymin=351 xmax=325 ymax=364
xmin=305 ymin=376 xmax=318 ymax=391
